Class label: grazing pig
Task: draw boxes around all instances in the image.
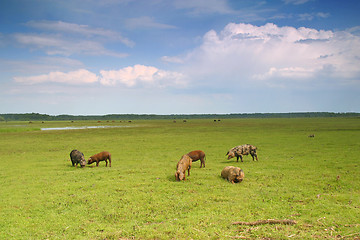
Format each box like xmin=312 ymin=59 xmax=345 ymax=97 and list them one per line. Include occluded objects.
xmin=70 ymin=149 xmax=86 ymax=168
xmin=186 ymin=150 xmax=206 ymax=168
xmin=88 ymin=151 xmax=111 ymax=167
xmin=175 ymin=155 xmax=192 ymax=181
xmin=221 ymin=166 xmax=245 ymax=184
xmin=226 ymin=144 xmax=258 ymax=162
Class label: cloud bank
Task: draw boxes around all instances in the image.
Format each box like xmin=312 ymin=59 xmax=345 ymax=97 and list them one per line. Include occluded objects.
xmin=175 ymin=23 xmax=360 ymax=89
xmin=14 ymin=69 xmax=99 ymax=85
xmin=14 ymin=65 xmax=186 ymax=88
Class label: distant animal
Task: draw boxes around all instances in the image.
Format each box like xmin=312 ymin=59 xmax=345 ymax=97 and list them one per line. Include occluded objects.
xmin=226 ymin=144 xmax=258 ymax=162
xmin=175 ymin=155 xmax=192 ymax=181
xmin=186 ymin=150 xmax=206 ymax=168
xmin=221 ymin=166 xmax=245 ymax=184
xmin=308 ymin=134 xmax=315 ymax=138
xmin=88 ymin=151 xmax=111 ymax=167
xmin=70 ymin=149 xmax=86 ymax=168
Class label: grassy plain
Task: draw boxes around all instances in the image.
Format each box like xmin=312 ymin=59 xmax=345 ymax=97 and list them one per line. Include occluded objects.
xmin=0 ymin=118 xmax=359 ymax=239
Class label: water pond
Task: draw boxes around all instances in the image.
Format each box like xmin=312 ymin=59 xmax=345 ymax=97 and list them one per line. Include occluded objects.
xmin=41 ymin=125 xmax=131 ymax=131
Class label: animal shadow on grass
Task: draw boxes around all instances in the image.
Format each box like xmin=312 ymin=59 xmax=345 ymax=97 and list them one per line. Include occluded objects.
xmin=167 ymin=174 xmax=192 ymax=182
xmin=220 ymin=159 xmax=247 ymax=164
xmin=67 ymin=165 xmax=87 ymax=169
xmin=220 ymin=160 xmax=231 ymax=164
xmin=66 ymin=163 xmax=95 ymax=169
xmin=168 ymin=174 xmax=178 ymax=182
xmin=220 ymin=159 xmax=257 ymax=164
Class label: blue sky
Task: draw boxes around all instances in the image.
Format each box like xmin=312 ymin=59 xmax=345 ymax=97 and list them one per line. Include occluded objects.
xmin=0 ymin=0 xmax=359 ymax=115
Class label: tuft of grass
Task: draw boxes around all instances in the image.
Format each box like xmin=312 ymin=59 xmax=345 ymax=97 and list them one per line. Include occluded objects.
xmin=0 ymin=118 xmax=359 ymax=239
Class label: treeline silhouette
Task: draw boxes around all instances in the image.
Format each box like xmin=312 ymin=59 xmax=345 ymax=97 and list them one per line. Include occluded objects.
xmin=1 ymin=112 xmax=359 ymax=121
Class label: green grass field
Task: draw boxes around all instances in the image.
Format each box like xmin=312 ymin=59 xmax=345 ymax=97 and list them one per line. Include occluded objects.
xmin=0 ymin=118 xmax=359 ymax=239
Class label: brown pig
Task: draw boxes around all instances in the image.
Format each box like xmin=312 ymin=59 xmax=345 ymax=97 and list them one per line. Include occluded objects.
xmin=88 ymin=151 xmax=111 ymax=167
xmin=186 ymin=150 xmax=206 ymax=168
xmin=175 ymin=155 xmax=192 ymax=181
xmin=221 ymin=166 xmax=245 ymax=184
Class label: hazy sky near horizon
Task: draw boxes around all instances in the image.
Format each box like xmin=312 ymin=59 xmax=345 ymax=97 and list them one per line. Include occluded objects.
xmin=0 ymin=0 xmax=359 ymax=115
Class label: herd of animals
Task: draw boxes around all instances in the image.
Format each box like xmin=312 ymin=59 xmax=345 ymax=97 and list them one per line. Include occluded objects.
xmin=69 ymin=144 xmax=258 ymax=184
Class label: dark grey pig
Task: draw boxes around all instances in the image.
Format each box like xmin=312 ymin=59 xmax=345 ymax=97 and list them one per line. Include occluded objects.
xmin=70 ymin=149 xmax=86 ymax=168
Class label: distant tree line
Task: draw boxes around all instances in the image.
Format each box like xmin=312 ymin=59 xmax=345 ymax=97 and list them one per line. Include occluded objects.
xmin=0 ymin=112 xmax=359 ymax=121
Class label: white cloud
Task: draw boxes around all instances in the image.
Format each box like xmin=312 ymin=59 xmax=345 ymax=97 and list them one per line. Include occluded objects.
xmin=173 ymin=0 xmax=236 ymax=15
xmin=100 ymin=65 xmax=158 ymax=87
xmin=154 ymin=70 xmax=186 ymax=88
xmin=13 ymin=33 xmax=128 ymax=57
xmin=298 ymin=12 xmax=330 ymax=21
xmin=0 ymin=33 xmax=5 ymax=47
xmin=11 ymin=20 xmax=133 ymax=57
xmin=253 ymin=67 xmax=315 ymax=83
xmin=283 ymin=0 xmax=311 ymax=5
xmin=172 ymin=23 xmax=360 ymax=89
xmin=13 ymin=69 xmax=98 ymax=85
xmin=125 ymin=16 xmax=176 ymax=29
xmin=161 ymin=56 xmax=184 ymax=64
xmin=12 ymin=64 xmax=186 ymax=89
xmin=0 ymin=57 xmax=84 ymax=75
xmin=99 ymin=64 xmax=186 ymax=88
xmin=26 ymin=20 xmax=134 ymax=47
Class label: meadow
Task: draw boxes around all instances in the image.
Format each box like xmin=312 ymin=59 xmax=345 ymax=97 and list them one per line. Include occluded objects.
xmin=0 ymin=118 xmax=359 ymax=239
